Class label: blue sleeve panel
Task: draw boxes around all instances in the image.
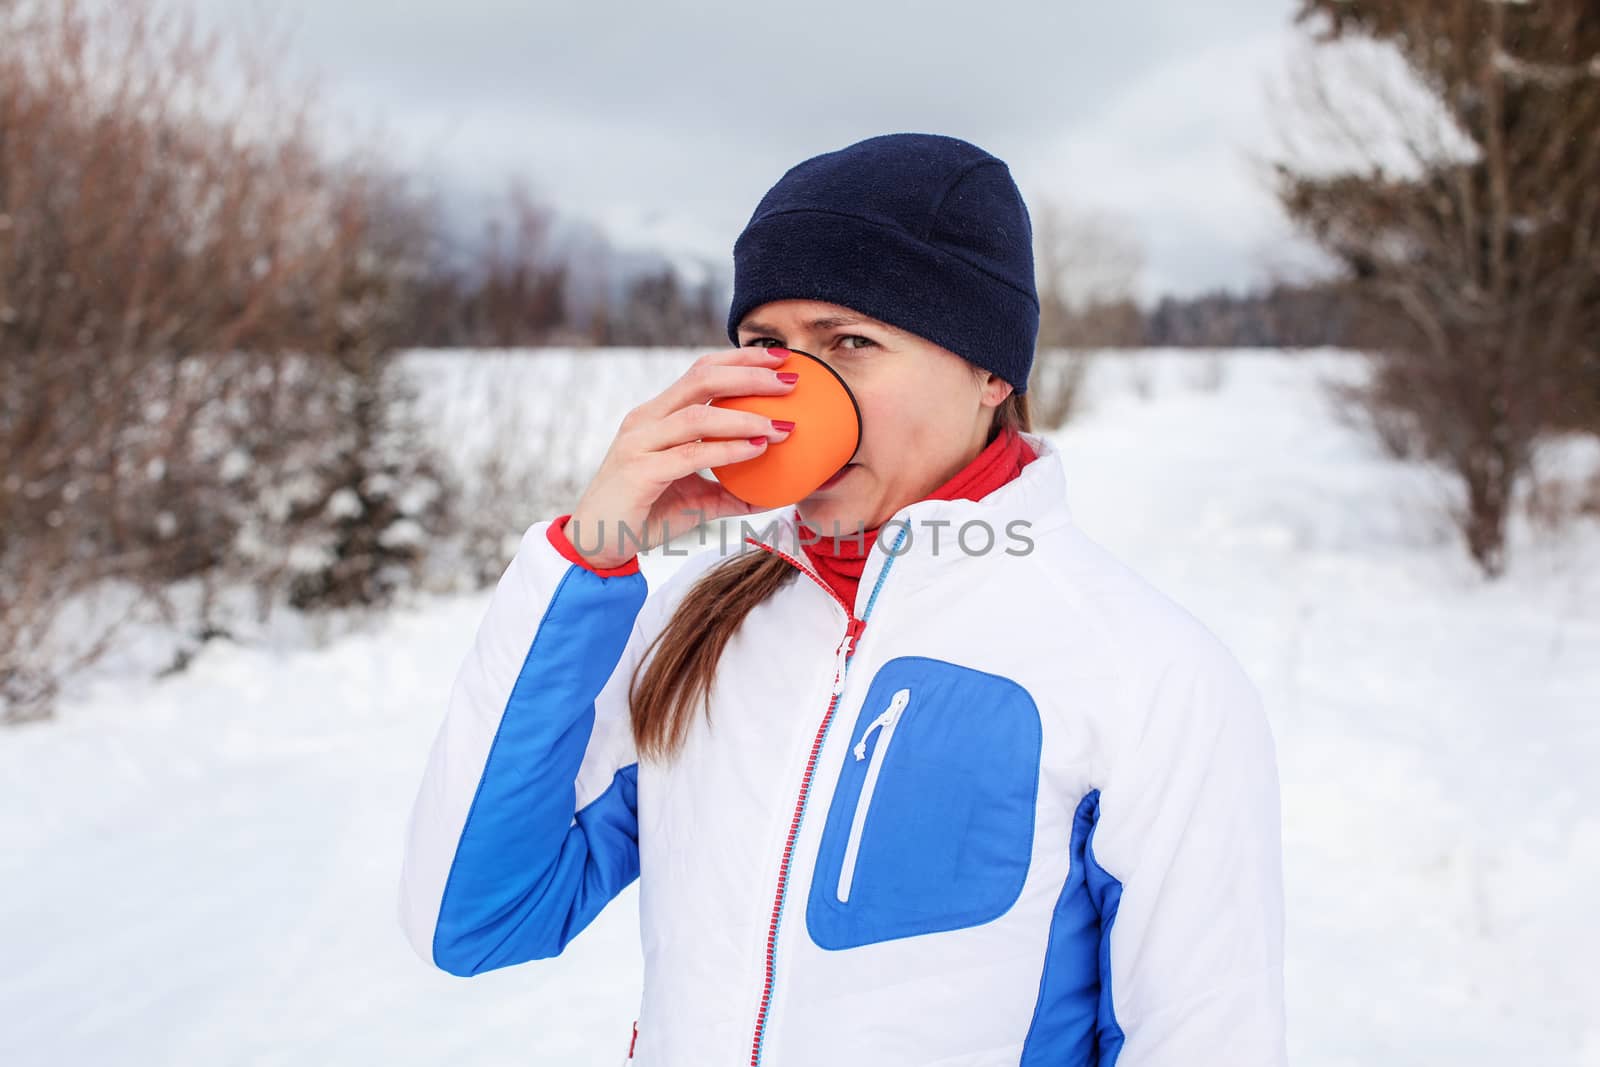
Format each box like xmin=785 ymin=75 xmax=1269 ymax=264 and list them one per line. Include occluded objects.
xmin=432 ymin=563 xmax=650 ymax=977
xmin=1019 ymin=788 xmax=1127 ymax=1066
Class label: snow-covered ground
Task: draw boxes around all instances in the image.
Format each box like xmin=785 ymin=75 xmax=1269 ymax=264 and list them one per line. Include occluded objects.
xmin=2 ymin=348 xmax=1596 ymax=1066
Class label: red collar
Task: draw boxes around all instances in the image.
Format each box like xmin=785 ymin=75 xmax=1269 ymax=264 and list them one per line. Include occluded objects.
xmin=798 ymin=427 xmax=1038 ymax=608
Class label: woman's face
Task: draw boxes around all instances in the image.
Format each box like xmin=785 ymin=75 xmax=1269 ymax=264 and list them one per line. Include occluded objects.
xmin=735 ymin=298 xmax=1013 ymax=535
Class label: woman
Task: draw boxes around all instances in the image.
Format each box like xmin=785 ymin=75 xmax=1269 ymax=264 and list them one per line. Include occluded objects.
xmin=398 ymin=133 xmax=1287 ymax=1066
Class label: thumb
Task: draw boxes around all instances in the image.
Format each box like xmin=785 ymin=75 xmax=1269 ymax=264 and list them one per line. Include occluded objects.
xmin=669 ymin=472 xmax=769 ymax=526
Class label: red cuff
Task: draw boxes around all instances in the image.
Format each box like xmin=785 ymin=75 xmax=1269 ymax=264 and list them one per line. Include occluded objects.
xmin=546 ymin=514 xmax=642 ymax=578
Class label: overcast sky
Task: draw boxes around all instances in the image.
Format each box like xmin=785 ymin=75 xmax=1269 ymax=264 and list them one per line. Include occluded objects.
xmin=196 ymin=0 xmax=1331 ymax=303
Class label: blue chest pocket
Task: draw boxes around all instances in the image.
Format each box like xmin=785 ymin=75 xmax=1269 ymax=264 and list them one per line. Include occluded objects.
xmin=806 ymin=655 xmax=1043 ymax=950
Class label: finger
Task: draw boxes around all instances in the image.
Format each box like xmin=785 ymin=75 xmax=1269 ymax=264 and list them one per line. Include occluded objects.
xmin=634 ymin=401 xmax=794 ymax=454
xmin=644 ymin=434 xmax=771 ymax=483
xmin=671 ymin=476 xmax=765 ymax=524
xmin=634 ymin=348 xmax=793 ymax=421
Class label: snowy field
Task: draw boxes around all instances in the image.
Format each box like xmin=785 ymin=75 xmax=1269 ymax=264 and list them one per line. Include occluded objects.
xmin=2 ymin=347 xmax=1597 ymax=1066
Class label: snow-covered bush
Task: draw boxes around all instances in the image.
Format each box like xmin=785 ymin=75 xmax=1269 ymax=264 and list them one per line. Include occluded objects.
xmin=0 ymin=0 xmax=457 ymax=722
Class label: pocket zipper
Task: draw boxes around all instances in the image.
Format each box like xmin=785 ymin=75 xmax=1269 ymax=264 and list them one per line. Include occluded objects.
xmin=836 ymin=686 xmax=911 ymax=903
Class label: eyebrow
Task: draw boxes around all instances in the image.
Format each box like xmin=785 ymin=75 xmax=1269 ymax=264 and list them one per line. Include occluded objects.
xmin=737 ymin=314 xmax=888 ymax=336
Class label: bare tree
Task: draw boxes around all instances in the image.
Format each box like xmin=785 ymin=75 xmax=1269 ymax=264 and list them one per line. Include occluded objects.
xmin=408 ymin=178 xmax=573 ymax=348
xmin=1268 ymin=0 xmax=1600 ymax=576
xmin=0 ymin=0 xmax=452 ymax=722
xmin=1033 ymin=194 xmax=1146 ymax=344
xmin=1027 ymin=194 xmax=1147 ymax=427
xmin=607 ymin=266 xmax=723 ymax=348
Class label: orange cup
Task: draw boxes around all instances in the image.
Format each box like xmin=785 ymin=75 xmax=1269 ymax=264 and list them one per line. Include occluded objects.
xmin=708 ymin=348 xmax=862 ymax=509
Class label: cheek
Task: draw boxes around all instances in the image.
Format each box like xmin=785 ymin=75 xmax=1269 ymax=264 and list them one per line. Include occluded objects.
xmin=861 ymin=383 xmax=965 ymax=457
xmin=852 ymin=392 xmax=915 ymax=463
xmin=852 ymin=374 xmax=951 ymax=450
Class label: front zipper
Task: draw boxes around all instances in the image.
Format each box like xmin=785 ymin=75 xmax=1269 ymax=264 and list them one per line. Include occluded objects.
xmin=740 ymin=521 xmax=909 ymax=1067
xmin=836 ymin=686 xmax=911 ymax=903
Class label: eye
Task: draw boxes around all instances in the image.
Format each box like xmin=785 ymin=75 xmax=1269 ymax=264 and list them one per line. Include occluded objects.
xmin=741 ymin=334 xmax=876 ymax=351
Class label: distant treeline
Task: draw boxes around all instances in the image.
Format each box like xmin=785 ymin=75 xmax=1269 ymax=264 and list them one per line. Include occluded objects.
xmin=1139 ymin=284 xmax=1356 ymax=349
xmin=404 ymin=266 xmax=1361 ymax=353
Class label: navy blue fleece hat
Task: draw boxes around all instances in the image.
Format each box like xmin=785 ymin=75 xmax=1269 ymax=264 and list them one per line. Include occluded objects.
xmin=727 ymin=132 xmax=1039 ymax=394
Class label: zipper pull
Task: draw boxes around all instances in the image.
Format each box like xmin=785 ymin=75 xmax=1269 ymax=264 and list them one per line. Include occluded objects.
xmin=853 ymin=688 xmax=910 ymax=760
xmin=836 ymin=686 xmax=913 ymax=903
xmin=830 ymin=616 xmax=868 ymax=696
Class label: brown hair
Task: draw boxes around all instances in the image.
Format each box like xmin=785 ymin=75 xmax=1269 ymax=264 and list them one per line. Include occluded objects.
xmin=627 ymin=379 xmax=1032 ymax=763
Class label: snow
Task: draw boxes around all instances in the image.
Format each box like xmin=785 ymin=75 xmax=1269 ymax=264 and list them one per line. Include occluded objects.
xmin=325 ymin=487 xmax=364 ymax=520
xmin=2 ymin=347 xmax=1597 ymax=1066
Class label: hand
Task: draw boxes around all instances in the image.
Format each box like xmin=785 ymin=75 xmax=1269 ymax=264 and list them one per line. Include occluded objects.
xmin=566 ymin=347 xmax=797 ymax=569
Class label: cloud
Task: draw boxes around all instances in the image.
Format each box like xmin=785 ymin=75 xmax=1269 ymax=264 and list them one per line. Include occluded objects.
xmin=1014 ymin=26 xmax=1329 ymax=300
xmin=195 ymin=0 xmax=1322 ymax=299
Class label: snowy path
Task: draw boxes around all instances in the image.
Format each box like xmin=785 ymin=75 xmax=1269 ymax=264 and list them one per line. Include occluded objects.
xmin=3 ymin=349 xmax=1596 ymax=1066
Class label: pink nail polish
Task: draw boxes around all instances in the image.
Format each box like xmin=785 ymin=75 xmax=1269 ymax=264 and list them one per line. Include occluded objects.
xmin=776 ymin=372 xmax=799 ymax=384
xmin=748 ymin=436 xmax=767 ymax=445
xmin=770 ymin=419 xmax=795 ymax=432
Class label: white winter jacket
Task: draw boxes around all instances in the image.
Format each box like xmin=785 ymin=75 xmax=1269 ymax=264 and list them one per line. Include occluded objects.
xmin=398 ymin=430 xmax=1288 ymax=1066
